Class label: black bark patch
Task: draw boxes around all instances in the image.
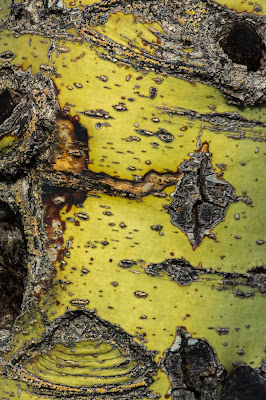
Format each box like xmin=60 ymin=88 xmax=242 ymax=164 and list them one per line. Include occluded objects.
xmin=0 ymin=90 xmax=16 ymax=125
xmin=134 ymin=290 xmax=148 ymax=298
xmin=154 ymin=128 xmax=174 ymax=143
xmin=0 ymin=201 xmax=27 ymax=340
xmin=149 ymin=86 xmax=158 ymax=99
xmin=112 ymin=102 xmax=128 ymax=112
xmin=151 ymin=224 xmax=163 ymax=232
xmin=220 ymin=22 xmax=263 ymax=72
xmin=246 ymin=266 xmax=266 ymax=293
xmin=233 ymin=289 xmax=255 ymax=298
xmin=216 ymin=326 xmax=230 ymax=335
xmin=222 ymin=365 xmax=266 ymax=400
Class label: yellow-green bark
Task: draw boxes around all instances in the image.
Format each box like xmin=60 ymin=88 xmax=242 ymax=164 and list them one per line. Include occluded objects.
xmin=0 ymin=0 xmax=265 ymax=399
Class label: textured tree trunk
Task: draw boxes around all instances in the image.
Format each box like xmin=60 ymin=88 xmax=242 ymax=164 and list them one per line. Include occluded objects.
xmin=0 ymin=0 xmax=265 ymax=399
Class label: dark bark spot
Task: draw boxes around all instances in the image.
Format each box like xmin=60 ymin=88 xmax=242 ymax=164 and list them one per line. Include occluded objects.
xmin=0 ymin=201 xmax=27 ymax=339
xmin=149 ymin=86 xmax=158 ymax=99
xmin=134 ymin=290 xmax=148 ymax=298
xmin=0 ymin=90 xmax=16 ymax=125
xmin=220 ymin=22 xmax=263 ymax=71
xmin=118 ymin=259 xmax=137 ymax=269
xmin=112 ymin=103 xmax=128 ymax=112
xmin=136 ymin=128 xmax=174 ymax=143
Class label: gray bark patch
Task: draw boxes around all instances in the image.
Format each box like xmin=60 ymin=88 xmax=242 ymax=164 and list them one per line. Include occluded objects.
xmin=161 ymin=327 xmax=225 ymax=399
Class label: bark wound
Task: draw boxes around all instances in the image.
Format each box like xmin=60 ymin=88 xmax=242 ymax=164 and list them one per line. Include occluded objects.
xmin=48 ymin=112 xmax=181 ymax=199
xmin=165 ymin=143 xmax=238 ymax=248
xmin=5 ymin=310 xmax=158 ymax=399
xmin=0 ymin=201 xmax=27 ymax=340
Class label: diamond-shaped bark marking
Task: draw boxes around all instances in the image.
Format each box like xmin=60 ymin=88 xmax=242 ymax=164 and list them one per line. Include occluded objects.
xmin=164 ymin=143 xmax=237 ymax=249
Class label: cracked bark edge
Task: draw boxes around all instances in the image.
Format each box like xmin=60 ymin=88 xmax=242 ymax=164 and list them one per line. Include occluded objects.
xmin=2 ymin=0 xmax=266 ymax=105
xmin=161 ymin=326 xmax=225 ymax=399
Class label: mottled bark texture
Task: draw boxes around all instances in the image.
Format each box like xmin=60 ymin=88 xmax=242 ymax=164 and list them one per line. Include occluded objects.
xmin=0 ymin=0 xmax=265 ymax=399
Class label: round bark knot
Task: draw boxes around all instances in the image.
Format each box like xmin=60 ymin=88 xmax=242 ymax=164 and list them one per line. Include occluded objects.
xmin=220 ymin=21 xmax=263 ymax=72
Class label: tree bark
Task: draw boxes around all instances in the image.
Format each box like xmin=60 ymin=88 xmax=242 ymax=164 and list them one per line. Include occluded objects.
xmin=0 ymin=0 xmax=265 ymax=399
